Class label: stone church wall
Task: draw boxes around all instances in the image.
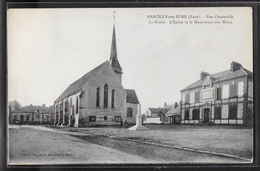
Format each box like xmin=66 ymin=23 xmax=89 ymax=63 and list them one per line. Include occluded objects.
xmin=79 ymin=62 xmax=127 ymax=126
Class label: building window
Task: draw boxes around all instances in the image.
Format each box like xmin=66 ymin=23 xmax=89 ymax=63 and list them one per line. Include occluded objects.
xmin=214 ymin=106 xmax=222 ymax=119
xmin=111 ymin=89 xmax=115 ymax=108
xmin=104 ymin=84 xmax=108 ymax=108
xmin=14 ymin=115 xmax=17 ymax=121
xmin=184 ymin=110 xmax=189 ymax=120
xmin=229 ymin=104 xmax=237 ymax=119
xmin=89 ymin=116 xmax=96 ymax=122
xmin=115 ymin=116 xmax=121 ymax=122
xmin=76 ymin=96 xmax=79 ymax=114
xmin=60 ymin=103 xmax=63 ymax=113
xmin=127 ymin=107 xmax=133 ymax=117
xmin=96 ymin=87 xmax=100 ymax=107
xmin=55 ymin=105 xmax=58 ymax=114
xmin=47 ymin=115 xmax=50 ymax=122
xmin=216 ymin=88 xmax=221 ymax=100
xmin=20 ymin=115 xmax=24 ymax=122
xmin=65 ymin=100 xmax=69 ymax=112
xmin=192 ymin=109 xmax=200 ymax=120
xmin=70 ymin=98 xmax=72 ymax=108
xmin=36 ymin=115 xmax=40 ymax=119
xmin=27 ymin=115 xmax=30 ymax=121
xmin=104 ymin=116 xmax=107 ymax=120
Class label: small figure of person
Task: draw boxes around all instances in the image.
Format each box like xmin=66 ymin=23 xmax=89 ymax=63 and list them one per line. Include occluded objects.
xmin=19 ymin=120 xmax=22 ymax=128
xmin=120 ymin=119 xmax=123 ymax=128
xmin=124 ymin=119 xmax=128 ymax=128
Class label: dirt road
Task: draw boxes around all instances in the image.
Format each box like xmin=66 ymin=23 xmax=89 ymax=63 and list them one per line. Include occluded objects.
xmin=8 ymin=125 xmax=249 ymax=164
xmin=8 ymin=126 xmax=158 ymax=164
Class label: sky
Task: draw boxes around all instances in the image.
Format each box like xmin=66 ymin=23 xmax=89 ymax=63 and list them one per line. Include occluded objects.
xmin=8 ymin=8 xmax=252 ymax=113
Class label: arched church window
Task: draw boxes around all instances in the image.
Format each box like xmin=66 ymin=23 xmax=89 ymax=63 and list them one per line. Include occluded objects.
xmin=55 ymin=105 xmax=58 ymax=114
xmin=70 ymin=98 xmax=72 ymax=108
xmin=111 ymin=89 xmax=115 ymax=108
xmin=96 ymin=87 xmax=100 ymax=107
xmin=76 ymin=96 xmax=79 ymax=114
xmin=104 ymin=84 xmax=108 ymax=108
xmin=60 ymin=102 xmax=63 ymax=113
xmin=65 ymin=100 xmax=69 ymax=112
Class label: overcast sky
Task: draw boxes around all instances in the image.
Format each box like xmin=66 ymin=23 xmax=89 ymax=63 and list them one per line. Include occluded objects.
xmin=8 ymin=8 xmax=252 ymax=113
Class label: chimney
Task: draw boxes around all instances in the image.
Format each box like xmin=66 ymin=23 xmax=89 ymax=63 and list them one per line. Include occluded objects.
xmin=230 ymin=61 xmax=242 ymax=72
xmin=42 ymin=104 xmax=45 ymax=107
xmin=164 ymin=102 xmax=167 ymax=106
xmin=200 ymin=71 xmax=210 ymax=80
xmin=174 ymin=102 xmax=178 ymax=108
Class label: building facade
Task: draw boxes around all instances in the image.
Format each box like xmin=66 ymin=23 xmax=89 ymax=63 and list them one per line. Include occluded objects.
xmin=143 ymin=107 xmax=170 ymax=124
xmin=10 ymin=104 xmax=54 ymax=125
xmin=53 ymin=16 xmax=140 ymax=127
xmin=125 ymin=89 xmax=140 ymax=124
xmin=180 ymin=61 xmax=253 ymax=126
xmin=165 ymin=102 xmax=181 ymax=124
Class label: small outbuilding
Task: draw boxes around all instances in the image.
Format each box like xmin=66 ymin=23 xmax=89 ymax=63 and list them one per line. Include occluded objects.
xmin=165 ymin=103 xmax=181 ymax=124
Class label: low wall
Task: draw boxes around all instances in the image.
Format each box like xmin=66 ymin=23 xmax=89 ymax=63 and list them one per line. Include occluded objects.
xmin=144 ymin=118 xmax=162 ymax=124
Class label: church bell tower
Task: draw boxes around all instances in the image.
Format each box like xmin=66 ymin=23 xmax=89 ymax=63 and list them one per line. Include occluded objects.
xmin=109 ymin=12 xmax=123 ymax=83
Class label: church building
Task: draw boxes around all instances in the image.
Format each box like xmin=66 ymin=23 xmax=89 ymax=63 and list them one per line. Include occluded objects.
xmin=53 ymin=15 xmax=139 ymax=127
xmin=180 ymin=61 xmax=253 ymax=126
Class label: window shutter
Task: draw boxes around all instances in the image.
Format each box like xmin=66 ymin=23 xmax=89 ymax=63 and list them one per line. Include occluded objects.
xmin=185 ymin=93 xmax=190 ymax=104
xmin=195 ymin=92 xmax=200 ymax=103
xmin=217 ymin=88 xmax=222 ymax=100
xmin=230 ymin=84 xmax=238 ymax=98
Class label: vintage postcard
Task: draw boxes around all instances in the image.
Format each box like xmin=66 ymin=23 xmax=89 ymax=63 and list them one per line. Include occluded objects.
xmin=7 ymin=7 xmax=253 ymax=165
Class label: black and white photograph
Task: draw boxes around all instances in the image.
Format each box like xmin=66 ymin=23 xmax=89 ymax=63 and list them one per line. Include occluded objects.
xmin=7 ymin=7 xmax=253 ymax=165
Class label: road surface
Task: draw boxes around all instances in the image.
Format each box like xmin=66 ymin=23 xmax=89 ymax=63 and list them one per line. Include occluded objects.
xmin=8 ymin=125 xmax=249 ymax=164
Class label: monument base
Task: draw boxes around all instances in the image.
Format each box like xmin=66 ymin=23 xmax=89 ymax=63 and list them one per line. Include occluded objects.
xmin=128 ymin=124 xmax=149 ymax=131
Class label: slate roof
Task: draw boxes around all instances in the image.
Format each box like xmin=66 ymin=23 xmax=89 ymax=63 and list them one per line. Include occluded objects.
xmin=148 ymin=108 xmax=170 ymax=115
xmin=125 ymin=89 xmax=139 ymax=104
xmin=165 ymin=106 xmax=181 ymax=116
xmin=161 ymin=104 xmax=175 ymax=109
xmin=12 ymin=105 xmax=53 ymax=114
xmin=181 ymin=67 xmax=253 ymax=92
xmin=55 ymin=61 xmax=109 ymax=103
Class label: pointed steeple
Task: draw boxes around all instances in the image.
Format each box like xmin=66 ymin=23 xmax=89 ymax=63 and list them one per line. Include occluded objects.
xmin=110 ymin=11 xmax=123 ymax=75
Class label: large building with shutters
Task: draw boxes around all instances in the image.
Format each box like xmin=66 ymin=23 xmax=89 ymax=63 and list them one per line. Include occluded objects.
xmin=53 ymin=16 xmax=139 ymax=127
xmin=180 ymin=61 xmax=253 ymax=126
